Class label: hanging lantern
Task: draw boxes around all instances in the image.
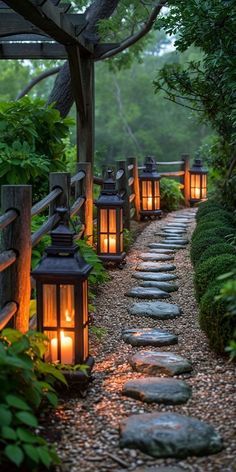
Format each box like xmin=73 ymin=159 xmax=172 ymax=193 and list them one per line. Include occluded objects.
xmin=95 ymin=169 xmax=126 ymax=264
xmin=139 ymin=156 xmax=161 ymax=218
xmin=189 ymin=158 xmax=208 ymax=205
xmin=32 ymin=208 xmax=93 ymax=372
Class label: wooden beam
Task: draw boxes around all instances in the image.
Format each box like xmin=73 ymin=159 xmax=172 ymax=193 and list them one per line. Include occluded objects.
xmin=0 ymin=42 xmax=67 ymax=59
xmin=2 ymin=1 xmax=93 ymax=53
xmin=77 ymin=58 xmax=94 ymax=164
xmin=66 ymin=44 xmax=86 ymax=120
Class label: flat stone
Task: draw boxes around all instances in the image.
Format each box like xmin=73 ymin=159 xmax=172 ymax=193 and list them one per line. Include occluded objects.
xmin=147 ymin=243 xmax=186 ymax=250
xmin=122 ymin=378 xmax=191 ymax=404
xmin=173 ymin=215 xmax=195 ymax=219
xmin=147 ymin=246 xmax=176 ymax=253
xmin=126 ymin=287 xmax=170 ymax=300
xmin=158 ymin=232 xmax=186 ymax=237
xmin=128 ymin=467 xmax=185 ymax=472
xmin=129 ymin=351 xmax=192 ymax=375
xmin=140 ymin=253 xmax=174 ymax=261
xmin=161 ymin=239 xmax=188 ymax=245
xmin=140 ymin=281 xmax=178 ymax=292
xmin=162 ymin=228 xmax=186 ymax=233
xmin=120 ymin=412 xmax=223 ymax=458
xmin=133 ymin=272 xmax=178 ymax=282
xmin=122 ymin=328 xmax=178 ymax=347
xmin=165 ymin=223 xmax=187 ymax=228
xmin=128 ymin=301 xmax=181 ymax=319
xmin=136 ymin=262 xmax=176 ymax=272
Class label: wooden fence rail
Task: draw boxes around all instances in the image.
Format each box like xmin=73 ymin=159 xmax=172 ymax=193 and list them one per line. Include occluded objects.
xmin=0 ymin=155 xmax=190 ymax=333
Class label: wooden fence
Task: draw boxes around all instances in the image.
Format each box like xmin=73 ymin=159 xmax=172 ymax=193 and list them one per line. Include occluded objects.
xmin=0 ymin=155 xmax=190 ymax=332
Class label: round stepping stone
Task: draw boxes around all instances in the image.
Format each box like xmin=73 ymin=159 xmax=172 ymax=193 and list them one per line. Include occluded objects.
xmin=133 ymin=272 xmax=177 ymax=281
xmin=140 ymin=253 xmax=174 ymax=261
xmin=122 ymin=378 xmax=191 ymax=404
xmin=125 ymin=287 xmax=170 ymax=300
xmin=136 ymin=262 xmax=176 ymax=272
xmin=147 ymin=245 xmax=176 ymax=253
xmin=129 ymin=351 xmax=192 ymax=375
xmin=122 ymin=328 xmax=178 ymax=347
xmin=161 ymin=239 xmax=188 ymax=245
xmin=128 ymin=301 xmax=181 ymax=319
xmin=165 ymin=223 xmax=187 ymax=228
xmin=140 ymin=281 xmax=178 ymax=292
xmin=147 ymin=244 xmax=185 ymax=250
xmin=120 ymin=412 xmax=223 ymax=458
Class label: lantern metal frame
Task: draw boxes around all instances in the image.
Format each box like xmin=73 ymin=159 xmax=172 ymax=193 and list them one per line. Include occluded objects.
xmin=189 ymin=158 xmax=208 ymax=205
xmin=139 ymin=156 xmax=161 ymax=218
xmin=95 ymin=170 xmax=126 ymax=264
xmin=32 ymin=208 xmax=94 ymax=375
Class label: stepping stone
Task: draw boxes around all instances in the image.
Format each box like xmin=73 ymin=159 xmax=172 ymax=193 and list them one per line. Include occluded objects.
xmin=129 ymin=351 xmax=192 ymax=376
xmin=148 ymin=243 xmax=186 ymax=250
xmin=130 ymin=467 xmax=185 ymax=472
xmin=140 ymin=253 xmax=174 ymax=262
xmin=129 ymin=301 xmax=181 ymax=319
xmin=125 ymin=287 xmax=170 ymax=300
xmin=163 ymin=228 xmax=186 ymax=233
xmin=165 ymin=223 xmax=187 ymax=228
xmin=173 ymin=215 xmax=195 ymax=219
xmin=147 ymin=246 xmax=176 ymax=254
xmin=133 ymin=272 xmax=178 ymax=282
xmin=161 ymin=239 xmax=188 ymax=245
xmin=158 ymin=232 xmax=186 ymax=237
xmin=122 ymin=378 xmax=191 ymax=404
xmin=122 ymin=328 xmax=178 ymax=347
xmin=119 ymin=412 xmax=223 ymax=458
xmin=140 ymin=281 xmax=178 ymax=292
xmin=136 ymin=262 xmax=176 ymax=272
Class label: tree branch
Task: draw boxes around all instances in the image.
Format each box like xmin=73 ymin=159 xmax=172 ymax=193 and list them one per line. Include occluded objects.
xmin=16 ymin=66 xmax=62 ymax=100
xmin=97 ymin=1 xmax=167 ymax=60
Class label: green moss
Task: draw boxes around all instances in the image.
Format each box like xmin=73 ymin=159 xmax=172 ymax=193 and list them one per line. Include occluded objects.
xmin=199 ymin=281 xmax=234 ymax=353
xmin=196 ymin=243 xmax=236 ymax=267
xmin=194 ymin=254 xmax=236 ymax=300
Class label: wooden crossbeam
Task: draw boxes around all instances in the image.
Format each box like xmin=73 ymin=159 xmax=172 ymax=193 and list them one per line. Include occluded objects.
xmin=0 ymin=42 xmax=67 ymax=59
xmin=3 ymin=0 xmax=93 ymax=54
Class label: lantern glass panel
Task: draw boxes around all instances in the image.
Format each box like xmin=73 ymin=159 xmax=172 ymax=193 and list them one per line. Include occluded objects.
xmin=191 ymin=174 xmax=201 ymax=199
xmin=202 ymin=174 xmax=207 ymax=199
xmin=45 ymin=330 xmax=75 ymax=365
xmin=60 ymin=284 xmax=75 ymax=327
xmin=142 ymin=180 xmax=153 ymax=210
xmin=83 ymin=324 xmax=89 ymax=360
xmin=109 ymin=209 xmax=116 ymax=233
xmin=43 ymin=284 xmax=57 ymax=327
xmin=154 ymin=181 xmax=160 ymax=210
xmin=100 ymin=209 xmax=107 ymax=232
xmin=83 ymin=281 xmax=88 ymax=324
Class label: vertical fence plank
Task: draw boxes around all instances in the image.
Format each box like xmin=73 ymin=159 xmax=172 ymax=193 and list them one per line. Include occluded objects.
xmin=116 ymin=160 xmax=130 ymax=230
xmin=127 ymin=156 xmax=140 ymax=221
xmin=76 ymin=162 xmax=93 ymax=245
xmin=49 ymin=172 xmax=71 ymax=215
xmin=1 ymin=185 xmax=32 ymax=333
xmin=182 ymin=154 xmax=190 ymax=206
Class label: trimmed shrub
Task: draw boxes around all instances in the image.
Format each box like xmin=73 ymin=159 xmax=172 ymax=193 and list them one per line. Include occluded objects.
xmin=191 ymin=228 xmax=235 ymax=265
xmin=196 ymin=209 xmax=235 ymax=225
xmin=199 ymin=281 xmax=234 ymax=353
xmin=196 ymin=203 xmax=224 ymax=221
xmin=192 ymin=222 xmax=233 ymax=241
xmin=196 ymin=243 xmax=236 ymax=267
xmin=194 ymin=254 xmax=236 ymax=300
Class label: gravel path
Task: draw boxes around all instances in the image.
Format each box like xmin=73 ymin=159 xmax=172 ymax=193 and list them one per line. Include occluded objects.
xmin=47 ymin=209 xmax=235 ymax=472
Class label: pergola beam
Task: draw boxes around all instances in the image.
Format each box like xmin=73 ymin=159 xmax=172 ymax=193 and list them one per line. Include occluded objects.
xmin=66 ymin=44 xmax=86 ymax=119
xmin=0 ymin=42 xmax=67 ymax=59
xmin=3 ymin=0 xmax=93 ymax=54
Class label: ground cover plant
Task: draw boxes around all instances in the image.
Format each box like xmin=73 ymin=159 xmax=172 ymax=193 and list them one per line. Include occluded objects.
xmin=160 ymin=178 xmax=184 ymax=211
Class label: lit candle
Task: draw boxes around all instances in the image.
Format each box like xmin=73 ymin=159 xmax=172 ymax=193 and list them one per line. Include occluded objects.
xmin=50 ymin=331 xmax=73 ymax=364
xmin=147 ymin=197 xmax=153 ymax=210
xmin=102 ymin=236 xmax=116 ymax=253
xmin=195 ymin=188 xmax=200 ymax=199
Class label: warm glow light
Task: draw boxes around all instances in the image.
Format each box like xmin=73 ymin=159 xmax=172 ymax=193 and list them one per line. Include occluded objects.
xmin=65 ymin=309 xmax=72 ymax=322
xmin=147 ymin=197 xmax=153 ymax=210
xmin=194 ymin=188 xmax=201 ymax=199
xmin=101 ymin=235 xmax=116 ymax=253
xmin=51 ymin=331 xmax=73 ymax=364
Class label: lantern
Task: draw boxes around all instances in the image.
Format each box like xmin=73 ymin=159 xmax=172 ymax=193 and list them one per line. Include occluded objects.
xmin=32 ymin=208 xmax=93 ymax=371
xmin=189 ymin=158 xmax=208 ymax=205
xmin=95 ymin=169 xmax=126 ymax=264
xmin=139 ymin=156 xmax=161 ymax=218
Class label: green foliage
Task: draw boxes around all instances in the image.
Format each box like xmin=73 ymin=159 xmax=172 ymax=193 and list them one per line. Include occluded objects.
xmin=199 ymin=281 xmax=235 ymax=353
xmin=196 ymin=243 xmax=236 ymax=267
xmin=31 ymin=215 xmax=50 ymax=270
xmin=196 ymin=208 xmax=235 ymax=224
xmin=216 ymin=271 xmax=236 ymax=360
xmin=0 ymin=329 xmax=65 ymax=469
xmin=191 ymin=232 xmax=234 ymax=266
xmin=192 ymin=222 xmax=231 ymax=241
xmin=160 ymin=178 xmax=184 ymax=211
xmin=194 ymin=255 xmax=236 ymax=301
xmin=123 ymin=228 xmax=134 ymax=252
xmin=0 ymin=97 xmax=73 ymax=201
xmin=76 ymin=238 xmax=109 ymax=286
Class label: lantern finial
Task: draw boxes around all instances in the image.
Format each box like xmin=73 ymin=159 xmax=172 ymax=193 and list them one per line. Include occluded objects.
xmin=48 ymin=207 xmax=75 ymax=252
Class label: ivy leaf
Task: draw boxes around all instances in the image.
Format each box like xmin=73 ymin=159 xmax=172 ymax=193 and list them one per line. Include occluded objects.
xmin=6 ymin=394 xmax=31 ymax=411
xmin=23 ymin=444 xmax=39 ymax=464
xmin=1 ymin=426 xmax=17 ymax=440
xmin=37 ymin=446 xmax=52 ymax=469
xmin=5 ymin=445 xmax=24 ymax=467
xmin=15 ymin=411 xmax=38 ymax=428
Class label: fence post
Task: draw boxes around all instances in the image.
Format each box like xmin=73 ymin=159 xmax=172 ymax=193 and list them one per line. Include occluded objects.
xmin=127 ymin=156 xmax=140 ymax=221
xmin=116 ymin=160 xmax=130 ymax=230
xmin=76 ymin=162 xmax=93 ymax=245
xmin=1 ymin=185 xmax=32 ymax=333
xmin=49 ymin=172 xmax=71 ymax=215
xmin=182 ymin=154 xmax=190 ymax=207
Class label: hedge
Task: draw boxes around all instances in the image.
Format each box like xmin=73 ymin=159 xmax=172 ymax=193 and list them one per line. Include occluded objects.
xmin=192 ymin=222 xmax=234 ymax=242
xmin=194 ymin=254 xmax=236 ymax=301
xmin=196 ymin=243 xmax=236 ymax=267
xmin=190 ymin=228 xmax=235 ymax=265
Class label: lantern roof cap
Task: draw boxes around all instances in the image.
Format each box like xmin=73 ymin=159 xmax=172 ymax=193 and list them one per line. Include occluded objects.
xmin=140 ymin=155 xmax=160 ymax=179
xmin=95 ymin=169 xmax=124 ymax=207
xmin=190 ymin=158 xmax=208 ymax=173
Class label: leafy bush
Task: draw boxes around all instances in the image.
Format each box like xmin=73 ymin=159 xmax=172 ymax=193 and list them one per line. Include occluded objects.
xmin=0 ymin=328 xmax=66 ymax=470
xmin=191 ymin=228 xmax=235 ymax=265
xmin=0 ymin=97 xmax=73 ymax=202
xmin=76 ymin=238 xmax=109 ymax=287
xmin=192 ymin=222 xmax=232 ymax=241
xmin=196 ymin=243 xmax=236 ymax=267
xmin=196 ymin=202 xmax=224 ymax=220
xmin=194 ymin=254 xmax=236 ymax=300
xmin=199 ymin=281 xmax=234 ymax=353
xmin=216 ymin=271 xmax=236 ymax=360
xmin=196 ymin=209 xmax=235 ymax=225
xmin=160 ymin=178 xmax=184 ymax=211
